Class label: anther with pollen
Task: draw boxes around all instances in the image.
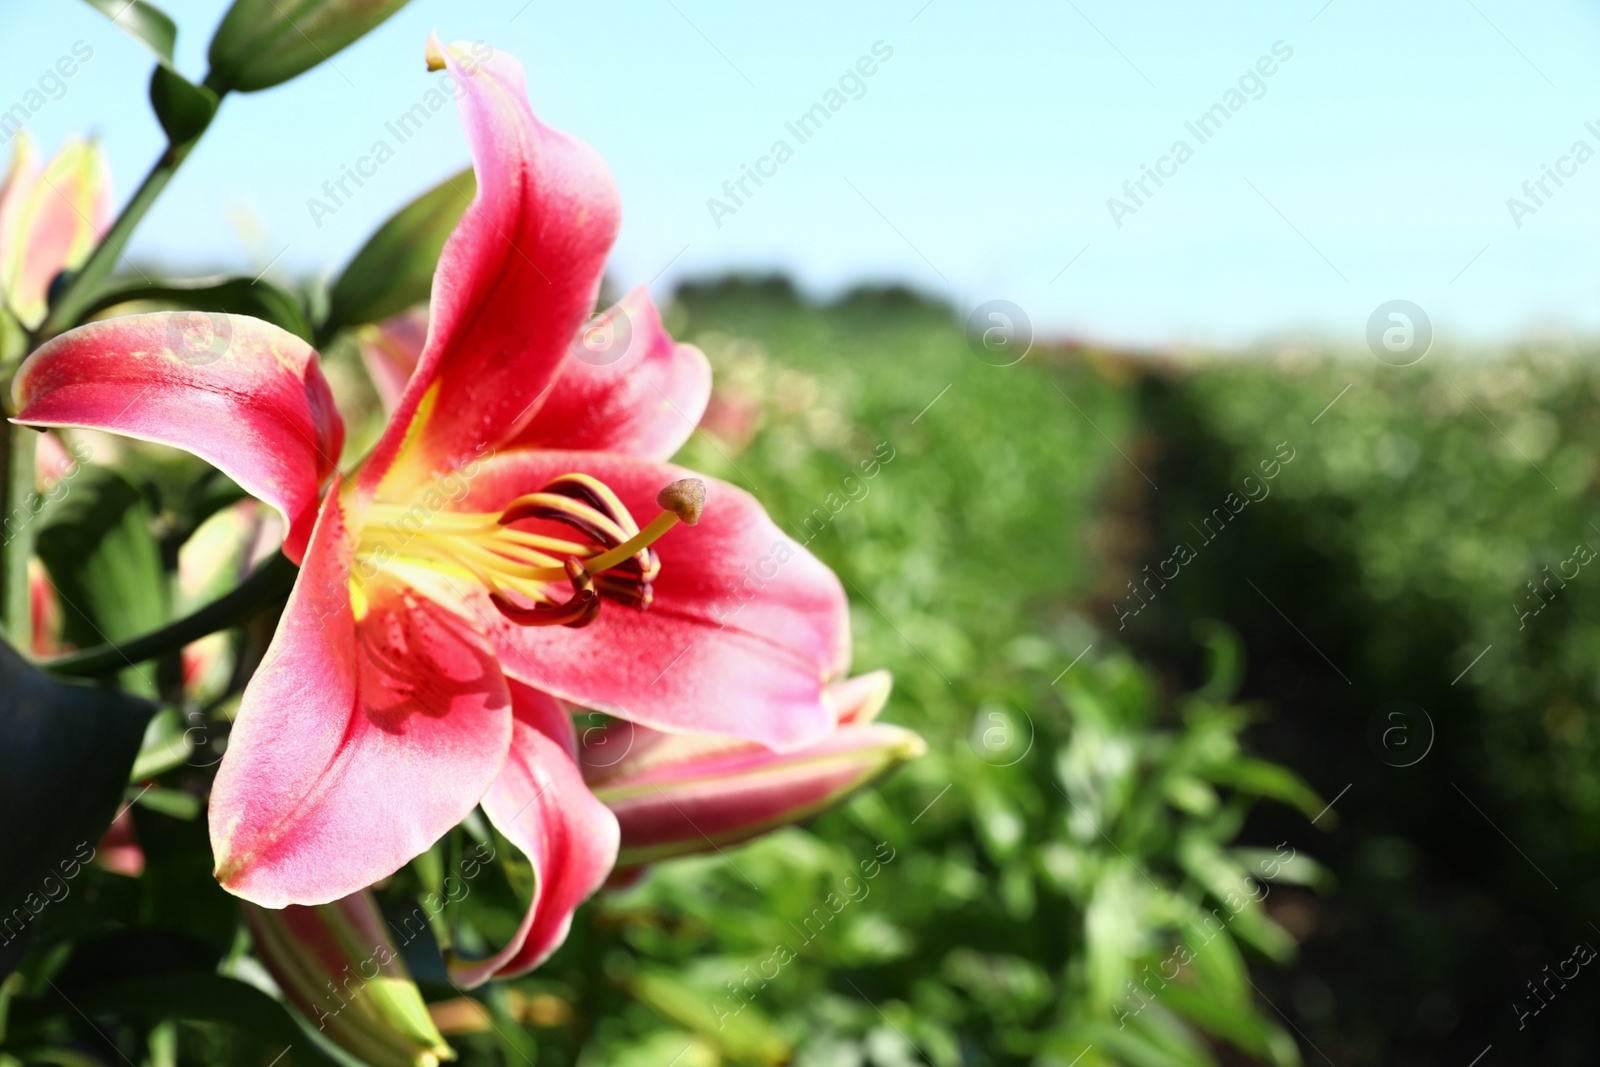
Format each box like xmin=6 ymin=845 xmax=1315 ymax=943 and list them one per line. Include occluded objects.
xmin=487 ymin=476 xmax=705 ymax=629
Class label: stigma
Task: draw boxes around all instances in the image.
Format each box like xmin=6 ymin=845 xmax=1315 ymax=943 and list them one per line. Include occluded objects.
xmin=356 ymin=475 xmax=704 ymax=628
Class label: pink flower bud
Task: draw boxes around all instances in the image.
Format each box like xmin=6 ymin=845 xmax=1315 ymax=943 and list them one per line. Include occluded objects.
xmin=582 ymin=671 xmax=923 ymax=868
xmin=244 ymin=890 xmax=454 ymax=1067
xmin=0 ymin=133 xmax=111 ymax=329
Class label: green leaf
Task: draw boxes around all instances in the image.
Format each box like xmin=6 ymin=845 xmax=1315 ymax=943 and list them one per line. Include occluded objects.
xmin=1191 ymin=619 xmax=1244 ymax=703
xmin=129 ymin=706 xmax=196 ymax=779
xmin=1159 ymin=983 xmax=1302 ymax=1067
xmin=1202 ymin=758 xmax=1325 ymax=823
xmin=1176 ymin=836 xmax=1296 ymax=962
xmin=1084 ymin=865 xmax=1144 ymax=1006
xmin=1230 ymin=847 xmax=1336 ymax=891
xmin=15 ymin=972 xmax=339 ymax=1066
xmin=206 ymin=0 xmax=413 ymax=93
xmin=626 ymin=965 xmax=791 ymax=1066
xmin=135 ymin=786 xmax=202 ymax=821
xmin=1178 ymin=914 xmax=1251 ymax=1010
xmin=0 ymin=305 xmax=25 ymax=367
xmin=0 ymin=641 xmax=154 ymax=963
xmin=79 ymin=0 xmax=176 ymax=63
xmin=1055 ymin=1017 xmax=1215 ymax=1067
xmin=83 ymin=277 xmax=314 ymax=343
xmin=149 ymin=65 xmax=219 ymax=146
xmin=36 ymin=465 xmax=168 ymax=696
xmin=129 ymin=807 xmax=241 ymax=955
xmin=323 ymin=167 xmax=476 ymax=338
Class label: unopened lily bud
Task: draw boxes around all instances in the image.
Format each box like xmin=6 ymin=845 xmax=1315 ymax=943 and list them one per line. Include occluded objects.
xmin=244 ymin=890 xmax=453 ymax=1067
xmin=0 ymin=133 xmax=111 ymax=329
xmin=207 ymin=0 xmax=412 ymax=93
xmin=582 ymin=670 xmax=922 ymax=868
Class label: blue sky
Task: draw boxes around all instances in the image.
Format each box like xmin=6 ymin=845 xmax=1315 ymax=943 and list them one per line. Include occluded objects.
xmin=5 ymin=0 xmax=1600 ymax=349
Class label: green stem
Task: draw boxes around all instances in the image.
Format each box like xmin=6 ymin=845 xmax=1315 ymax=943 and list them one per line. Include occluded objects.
xmin=41 ymin=551 xmax=297 ymax=678
xmin=3 ymin=428 xmax=35 ymax=649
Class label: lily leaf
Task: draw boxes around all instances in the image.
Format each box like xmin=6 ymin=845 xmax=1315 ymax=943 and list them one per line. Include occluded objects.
xmin=83 ymin=277 xmax=314 ymax=343
xmin=10 ymin=971 xmax=339 ymax=1066
xmin=323 ymin=166 xmax=475 ymax=339
xmin=1202 ymin=758 xmax=1325 ymax=823
xmin=1159 ymin=983 xmax=1301 ymax=1067
xmin=79 ymin=0 xmax=176 ymax=64
xmin=149 ymin=65 xmax=219 ymax=146
xmin=0 ymin=640 xmax=155 ymax=969
xmin=627 ymin=965 xmax=791 ymax=1066
xmin=207 ymin=0 xmax=413 ymax=93
xmin=36 ymin=464 xmax=168 ymax=697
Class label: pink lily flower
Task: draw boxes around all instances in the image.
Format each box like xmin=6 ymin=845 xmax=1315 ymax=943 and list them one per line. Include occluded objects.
xmin=12 ymin=37 xmax=849 ymax=983
xmin=581 ymin=669 xmax=923 ymax=873
xmin=0 ymin=132 xmax=111 ymax=329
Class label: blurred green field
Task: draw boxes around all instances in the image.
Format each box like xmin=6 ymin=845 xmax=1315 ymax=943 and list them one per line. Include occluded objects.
xmin=425 ymin=281 xmax=1325 ymax=1067
xmin=12 ymin=279 xmax=1598 ymax=1067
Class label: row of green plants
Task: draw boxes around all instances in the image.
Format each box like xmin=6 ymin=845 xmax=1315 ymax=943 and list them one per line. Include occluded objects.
xmin=0 ymin=2 xmax=1336 ymax=1064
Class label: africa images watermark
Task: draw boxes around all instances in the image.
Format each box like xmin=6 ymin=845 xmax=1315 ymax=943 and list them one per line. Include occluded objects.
xmin=707 ymin=840 xmax=898 ymax=1029
xmin=1 ymin=840 xmax=96 ymax=946
xmin=707 ymin=440 xmax=897 ymax=630
xmin=1105 ymin=40 xmax=1295 ymax=229
xmin=791 ymin=440 xmax=896 ymax=546
xmin=310 ymin=839 xmax=498 ymax=1031
xmin=3 ymin=437 xmax=93 ymax=546
xmin=706 ymin=40 xmax=896 ymax=229
xmin=351 ymin=442 xmax=494 ymax=582
xmin=1513 ymin=939 xmax=1596 ymax=1032
xmin=306 ymin=40 xmax=495 ymax=230
xmin=0 ymin=41 xmax=95 ymax=144
xmin=1114 ymin=844 xmax=1298 ymax=1030
xmin=1505 ymin=121 xmax=1600 ymax=230
xmin=1114 ymin=440 xmax=1297 ymax=629
xmin=1512 ymin=525 xmax=1600 ymax=630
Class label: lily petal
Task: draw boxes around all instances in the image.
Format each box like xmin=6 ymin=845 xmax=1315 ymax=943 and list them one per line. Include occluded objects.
xmin=449 ymin=681 xmax=617 ymax=986
xmin=367 ymin=38 xmax=619 ymax=496
xmin=356 ymin=307 xmax=429 ymax=415
xmin=357 ymin=289 xmax=709 ymax=463
xmin=209 ymin=487 xmax=512 ymax=907
xmin=582 ymin=671 xmax=919 ymax=867
xmin=827 ymin=668 xmax=894 ymax=725
xmin=455 ymin=450 xmax=849 ymax=750
xmin=596 ymin=721 xmax=922 ymax=868
xmin=13 ymin=313 xmax=344 ymax=563
xmin=513 ymin=287 xmax=710 ymax=461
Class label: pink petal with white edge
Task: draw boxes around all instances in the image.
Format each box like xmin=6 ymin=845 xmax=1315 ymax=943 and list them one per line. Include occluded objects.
xmin=513 ymin=287 xmax=711 ymax=461
xmin=208 ymin=486 xmax=513 ymax=907
xmin=450 ymin=681 xmax=618 ymax=986
xmin=366 ymin=37 xmax=619 ymax=497
xmin=13 ymin=313 xmax=344 ymax=563
xmin=454 ymin=449 xmax=849 ymax=751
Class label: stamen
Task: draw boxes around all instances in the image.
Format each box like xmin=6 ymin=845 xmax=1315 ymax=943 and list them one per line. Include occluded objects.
xmin=354 ymin=477 xmax=704 ymax=630
xmin=490 ymin=557 xmax=600 ymax=629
